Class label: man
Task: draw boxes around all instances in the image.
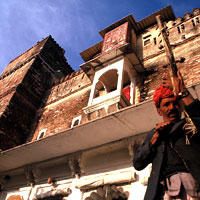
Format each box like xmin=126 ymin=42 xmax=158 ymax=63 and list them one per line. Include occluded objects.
xmin=133 ymin=71 xmax=200 ymax=200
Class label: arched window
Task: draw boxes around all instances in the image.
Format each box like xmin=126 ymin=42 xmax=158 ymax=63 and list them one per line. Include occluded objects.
xmin=71 ymin=115 xmax=82 ymax=128
xmin=94 ymin=69 xmax=118 ymax=99
xmin=37 ymin=128 xmax=47 ymax=140
xmin=94 ymin=80 xmax=107 ymax=98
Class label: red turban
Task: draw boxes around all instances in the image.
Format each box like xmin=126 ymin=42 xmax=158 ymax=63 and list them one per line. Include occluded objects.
xmin=153 ymin=85 xmax=176 ymax=107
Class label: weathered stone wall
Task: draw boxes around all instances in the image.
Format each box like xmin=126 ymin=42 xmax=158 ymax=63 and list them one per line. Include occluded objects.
xmin=0 ymin=59 xmax=35 ymax=150
xmin=28 ymin=71 xmax=91 ymax=142
xmin=46 ymin=70 xmax=89 ymax=105
xmin=0 ymin=61 xmax=32 ymax=116
xmin=137 ymin=10 xmax=200 ymax=102
xmin=137 ymin=9 xmax=200 ymax=68
xmin=1 ymin=38 xmax=48 ymax=78
xmin=29 ymin=10 xmax=200 ymax=141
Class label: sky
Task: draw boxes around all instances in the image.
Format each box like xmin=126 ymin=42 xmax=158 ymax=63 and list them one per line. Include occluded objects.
xmin=0 ymin=0 xmax=199 ymax=74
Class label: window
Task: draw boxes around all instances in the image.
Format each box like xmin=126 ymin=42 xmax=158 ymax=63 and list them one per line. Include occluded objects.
xmin=177 ymin=26 xmax=181 ymax=33
xmin=71 ymin=115 xmax=82 ymax=128
xmin=177 ymin=24 xmax=185 ymax=33
xmin=94 ymin=69 xmax=118 ymax=99
xmin=153 ymin=38 xmax=157 ymax=45
xmin=37 ymin=128 xmax=47 ymax=140
xmin=192 ymin=19 xmax=196 ymax=27
xmin=182 ymin=35 xmax=186 ymax=39
xmin=94 ymin=81 xmax=107 ymax=98
xmin=192 ymin=17 xmax=200 ymax=26
xmin=143 ymin=34 xmax=151 ymax=39
xmin=181 ymin=24 xmax=185 ymax=30
xmin=122 ymin=71 xmax=131 ymax=102
xmin=144 ymin=39 xmax=150 ymax=46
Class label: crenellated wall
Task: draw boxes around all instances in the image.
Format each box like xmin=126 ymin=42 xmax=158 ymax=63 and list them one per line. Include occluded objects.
xmin=138 ymin=8 xmax=200 ymax=102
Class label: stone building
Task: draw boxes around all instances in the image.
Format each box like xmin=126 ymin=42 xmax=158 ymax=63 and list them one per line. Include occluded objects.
xmin=0 ymin=5 xmax=200 ymax=200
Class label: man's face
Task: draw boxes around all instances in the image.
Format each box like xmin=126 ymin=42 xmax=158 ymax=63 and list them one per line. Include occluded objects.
xmin=157 ymin=96 xmax=181 ymax=122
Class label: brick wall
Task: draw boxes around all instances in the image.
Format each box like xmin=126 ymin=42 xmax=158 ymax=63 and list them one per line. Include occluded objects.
xmin=138 ymin=11 xmax=200 ymax=102
xmin=27 ymin=71 xmax=91 ymax=142
xmin=137 ymin=10 xmax=200 ymax=70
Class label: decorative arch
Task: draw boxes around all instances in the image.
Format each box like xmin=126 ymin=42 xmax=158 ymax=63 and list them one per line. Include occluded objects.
xmin=71 ymin=115 xmax=82 ymax=128
xmin=93 ymin=69 xmax=118 ymax=98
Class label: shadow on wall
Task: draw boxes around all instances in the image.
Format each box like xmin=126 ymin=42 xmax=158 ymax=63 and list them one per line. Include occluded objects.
xmin=84 ymin=184 xmax=130 ymax=200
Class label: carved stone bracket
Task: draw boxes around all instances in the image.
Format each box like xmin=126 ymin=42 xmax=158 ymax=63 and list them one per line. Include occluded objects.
xmin=24 ymin=166 xmax=41 ymax=186
xmin=77 ymin=154 xmax=85 ymax=175
xmin=0 ymin=175 xmax=10 ymax=191
xmin=68 ymin=154 xmax=84 ymax=178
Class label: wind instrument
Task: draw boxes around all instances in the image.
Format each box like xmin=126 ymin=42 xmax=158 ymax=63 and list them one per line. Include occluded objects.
xmin=156 ymin=15 xmax=197 ymax=144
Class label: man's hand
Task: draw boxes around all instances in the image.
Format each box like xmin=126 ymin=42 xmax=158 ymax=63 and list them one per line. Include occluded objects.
xmin=162 ymin=71 xmax=186 ymax=94
xmin=162 ymin=70 xmax=194 ymax=106
xmin=150 ymin=121 xmax=172 ymax=146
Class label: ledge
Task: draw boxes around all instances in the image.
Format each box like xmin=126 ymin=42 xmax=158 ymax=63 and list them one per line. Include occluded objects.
xmin=0 ymin=99 xmax=161 ymax=173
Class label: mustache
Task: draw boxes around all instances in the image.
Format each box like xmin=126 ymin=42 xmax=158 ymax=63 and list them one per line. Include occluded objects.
xmin=167 ymin=109 xmax=180 ymax=117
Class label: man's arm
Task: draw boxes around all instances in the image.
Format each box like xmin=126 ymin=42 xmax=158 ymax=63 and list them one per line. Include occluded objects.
xmin=133 ymin=130 xmax=156 ymax=171
xmin=133 ymin=121 xmax=174 ymax=170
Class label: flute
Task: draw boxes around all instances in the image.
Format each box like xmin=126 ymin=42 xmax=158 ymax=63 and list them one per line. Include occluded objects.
xmin=156 ymin=15 xmax=197 ymax=143
xmin=156 ymin=15 xmax=178 ymax=76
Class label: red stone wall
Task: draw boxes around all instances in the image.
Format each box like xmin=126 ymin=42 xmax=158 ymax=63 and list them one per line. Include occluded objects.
xmin=137 ymin=11 xmax=200 ymax=69
xmin=141 ymin=37 xmax=200 ymax=102
xmin=0 ymin=61 xmax=32 ymax=113
xmin=29 ymin=90 xmax=90 ymax=141
xmin=28 ymin=71 xmax=91 ymax=142
xmin=137 ymin=12 xmax=200 ymax=102
xmin=46 ymin=71 xmax=90 ymax=105
xmin=1 ymin=38 xmax=48 ymax=77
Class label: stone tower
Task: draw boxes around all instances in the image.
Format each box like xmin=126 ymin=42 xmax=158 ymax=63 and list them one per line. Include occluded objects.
xmin=0 ymin=36 xmax=73 ymax=150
